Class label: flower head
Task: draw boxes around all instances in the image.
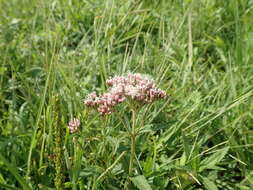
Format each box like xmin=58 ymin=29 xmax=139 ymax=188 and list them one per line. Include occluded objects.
xmin=84 ymin=73 xmax=167 ymax=115
xmin=84 ymin=92 xmax=98 ymax=107
xmin=68 ymin=118 xmax=80 ymax=133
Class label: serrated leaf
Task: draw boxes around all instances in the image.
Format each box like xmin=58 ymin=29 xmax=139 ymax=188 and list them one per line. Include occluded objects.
xmin=130 ymin=175 xmax=152 ymax=190
xmin=138 ymin=124 xmax=153 ymax=134
xmin=199 ymin=147 xmax=229 ymax=172
xmin=201 ymin=176 xmax=218 ymax=190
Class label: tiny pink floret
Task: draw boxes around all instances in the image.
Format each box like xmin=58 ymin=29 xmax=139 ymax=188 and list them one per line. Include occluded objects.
xmin=84 ymin=73 xmax=167 ymax=115
xmin=68 ymin=118 xmax=80 ymax=133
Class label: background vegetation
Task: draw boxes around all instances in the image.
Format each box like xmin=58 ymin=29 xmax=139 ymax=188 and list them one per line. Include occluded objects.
xmin=1 ymin=0 xmax=253 ymax=189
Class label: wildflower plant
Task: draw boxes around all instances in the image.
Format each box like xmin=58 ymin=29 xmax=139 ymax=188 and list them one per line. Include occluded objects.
xmin=84 ymin=73 xmax=166 ymax=115
xmin=84 ymin=73 xmax=166 ymax=178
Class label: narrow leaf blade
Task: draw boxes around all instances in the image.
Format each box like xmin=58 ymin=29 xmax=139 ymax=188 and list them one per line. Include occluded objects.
xmin=201 ymin=176 xmax=218 ymax=190
xmin=0 ymin=153 xmax=32 ymax=190
xmin=199 ymin=147 xmax=229 ymax=172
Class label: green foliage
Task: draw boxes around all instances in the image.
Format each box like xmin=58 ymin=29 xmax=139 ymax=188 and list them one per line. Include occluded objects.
xmin=130 ymin=175 xmax=152 ymax=190
xmin=1 ymin=0 xmax=253 ymax=189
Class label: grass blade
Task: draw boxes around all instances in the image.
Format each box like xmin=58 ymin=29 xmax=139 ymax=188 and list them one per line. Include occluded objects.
xmin=0 ymin=153 xmax=32 ymax=190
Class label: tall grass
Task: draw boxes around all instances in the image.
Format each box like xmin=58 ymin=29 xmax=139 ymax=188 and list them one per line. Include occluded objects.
xmin=0 ymin=0 xmax=253 ymax=189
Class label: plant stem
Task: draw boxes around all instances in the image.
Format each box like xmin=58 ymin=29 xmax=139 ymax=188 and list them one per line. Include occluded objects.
xmin=129 ymin=109 xmax=136 ymax=176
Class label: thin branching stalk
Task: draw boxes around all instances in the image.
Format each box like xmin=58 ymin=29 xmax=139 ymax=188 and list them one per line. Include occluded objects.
xmin=96 ymin=151 xmax=126 ymax=183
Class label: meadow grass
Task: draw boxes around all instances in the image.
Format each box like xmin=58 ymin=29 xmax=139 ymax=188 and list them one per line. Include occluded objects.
xmin=0 ymin=0 xmax=253 ymax=189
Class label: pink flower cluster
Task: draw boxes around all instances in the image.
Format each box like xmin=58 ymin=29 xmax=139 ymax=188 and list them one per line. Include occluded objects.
xmin=84 ymin=73 xmax=166 ymax=115
xmin=68 ymin=118 xmax=80 ymax=133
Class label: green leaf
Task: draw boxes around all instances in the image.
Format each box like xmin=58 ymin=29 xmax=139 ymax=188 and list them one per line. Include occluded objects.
xmin=182 ymin=133 xmax=191 ymax=159
xmin=199 ymin=147 xmax=229 ymax=172
xmin=130 ymin=175 xmax=152 ymax=190
xmin=143 ymin=155 xmax=153 ymax=176
xmin=0 ymin=67 xmax=7 ymax=75
xmin=0 ymin=183 xmax=20 ymax=190
xmin=180 ymin=152 xmax=187 ymax=166
xmin=0 ymin=173 xmax=5 ymax=183
xmin=201 ymin=176 xmax=218 ymax=190
xmin=0 ymin=153 xmax=32 ymax=190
